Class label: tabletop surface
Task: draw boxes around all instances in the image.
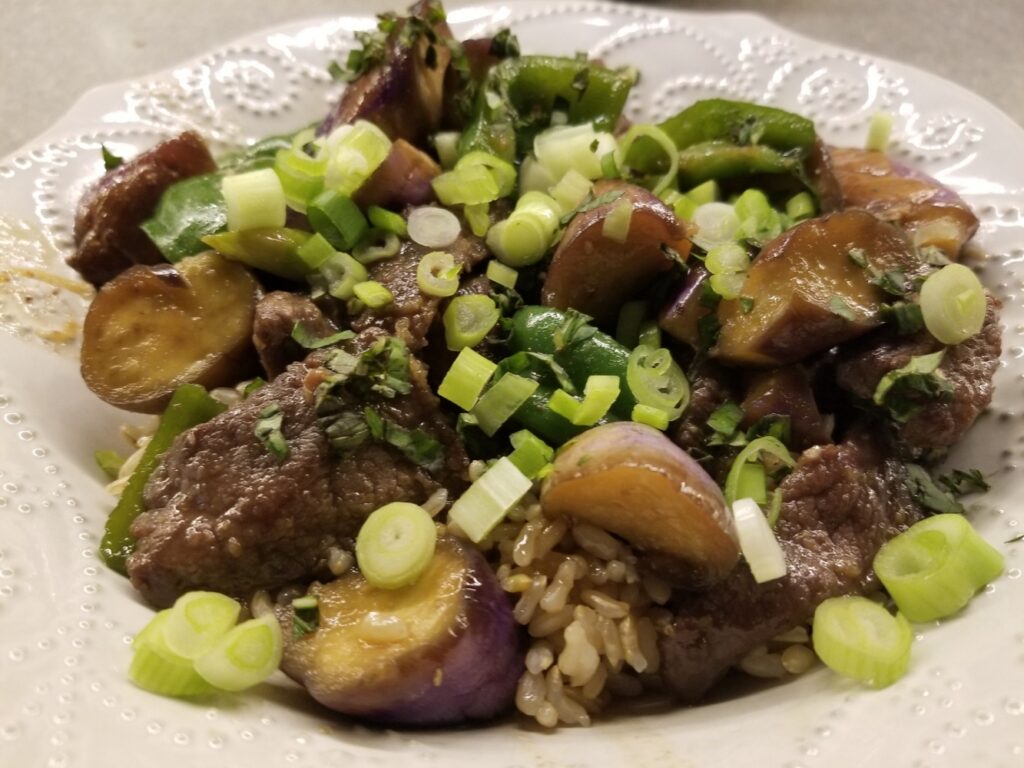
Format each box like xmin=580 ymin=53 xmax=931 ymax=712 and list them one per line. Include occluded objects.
xmin=2 ymin=0 xmax=1021 ymax=156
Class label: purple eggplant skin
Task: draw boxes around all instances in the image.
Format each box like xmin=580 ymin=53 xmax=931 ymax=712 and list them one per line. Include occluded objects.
xmin=658 ymin=264 xmax=712 ymax=350
xmin=280 ymin=536 xmax=522 ymax=726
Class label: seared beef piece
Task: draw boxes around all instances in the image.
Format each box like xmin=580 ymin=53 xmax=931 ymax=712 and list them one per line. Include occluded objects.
xmin=830 ymin=147 xmax=978 ymax=259
xmin=70 ymin=131 xmax=216 ymax=286
xmin=252 ymin=292 xmax=337 ymax=379
xmin=836 ymin=293 xmax=1001 ymax=458
xmin=351 ymin=226 xmax=488 ymax=351
xmin=659 ymin=433 xmax=922 ymax=702
xmin=127 ymin=338 xmax=468 ymax=608
xmin=741 ymin=366 xmax=833 ymax=450
xmin=319 ymin=1 xmax=452 ymax=144
xmin=672 ymin=361 xmax=737 ymax=457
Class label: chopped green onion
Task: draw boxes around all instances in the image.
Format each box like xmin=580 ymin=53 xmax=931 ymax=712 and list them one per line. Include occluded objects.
xmin=434 ymin=131 xmax=460 ymax=169
xmin=322 ymin=120 xmax=392 ymax=196
xmin=95 ymin=449 xmax=124 ymax=480
xmin=161 ymin=591 xmax=241 ymax=660
xmin=690 ymin=202 xmax=740 ymax=251
xmin=723 ymin=436 xmax=795 ymax=506
xmin=872 ymin=350 xmax=950 ymax=422
xmin=601 ymin=198 xmax=633 ymax=243
xmin=291 ymin=595 xmax=319 ymax=639
xmin=600 ymin=151 xmax=620 ymax=179
xmin=549 ymin=169 xmax=593 ymax=216
xmin=416 ymin=251 xmax=461 ymax=297
xmin=311 ymin=251 xmax=368 ymax=300
xmin=785 ymin=191 xmax=816 ymax=222
xmin=438 ymin=347 xmax=497 ymax=411
xmin=873 ymin=513 xmax=1004 ymax=623
xmin=673 ymin=195 xmax=698 ymax=222
xmin=464 ymin=202 xmax=491 ymax=237
xmin=222 ymin=168 xmax=286 ymax=232
xmin=637 ymin=320 xmax=661 ymax=349
xmin=296 ymin=232 xmax=336 ymax=270
xmin=686 ymin=179 xmax=720 ymax=205
xmin=307 ymin=190 xmax=368 ymax=251
xmin=548 ymin=388 xmax=581 ymax=423
xmin=507 ymin=430 xmax=554 ymax=480
xmin=290 ymin=323 xmax=354 ymax=350
xmin=448 ymin=457 xmax=533 ymax=543
xmin=735 ymin=462 xmax=768 ymax=505
xmin=408 ymin=206 xmax=461 ymax=249
xmin=432 ymin=163 xmax=501 ymax=206
xmin=734 ymin=188 xmax=781 ymax=242
xmin=353 ymin=280 xmax=394 ymax=309
xmin=367 ymin=205 xmax=407 ymax=237
xmin=866 ymin=112 xmax=893 ymax=152
xmin=709 ymin=272 xmax=746 ymax=300
xmin=129 ymin=610 xmax=214 ymax=697
xmin=457 ymin=151 xmax=517 ymax=197
xmin=443 ymin=294 xmax=500 ymax=350
xmin=572 ymin=375 xmax=620 ymax=426
xmin=193 ymin=614 xmax=283 ymax=692
xmin=626 ymin=344 xmax=690 ymax=420
xmin=705 ymin=242 xmax=750 ymax=275
xmin=534 ymin=122 xmax=617 ymax=181
xmin=617 ymin=123 xmax=680 ymax=195
xmin=732 ymin=498 xmax=787 ymax=583
xmin=812 ymin=596 xmax=912 ymax=688
xmin=472 ymin=373 xmax=540 ymax=436
xmin=518 ymin=155 xmax=558 ymax=195
xmin=919 ymin=263 xmax=986 ymax=345
xmin=616 ymin=300 xmax=647 ymax=349
xmin=486 ymin=191 xmax=561 ymax=267
xmin=486 ymin=259 xmax=518 ymax=289
xmin=273 ymin=148 xmax=325 ymax=213
xmin=355 ymin=502 xmax=438 ymax=589
xmin=631 ymin=403 xmax=670 ymax=430
xmin=255 ymin=403 xmax=289 ymax=461
xmin=352 ymin=229 xmax=401 ymax=264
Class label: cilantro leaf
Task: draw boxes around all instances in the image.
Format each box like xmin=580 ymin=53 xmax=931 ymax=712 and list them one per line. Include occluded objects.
xmin=255 ymin=403 xmax=289 ymax=461
xmin=101 ymin=145 xmax=124 ymax=171
xmin=291 ymin=322 xmax=355 ymax=350
xmin=828 ymin=295 xmax=856 ymax=321
xmin=873 ymin=350 xmax=953 ymax=422
xmin=937 ymin=468 xmax=990 ymax=497
xmin=553 ymin=309 xmax=597 ymax=351
xmin=905 ymin=463 xmax=964 ymax=514
xmin=707 ymin=402 xmax=744 ymax=438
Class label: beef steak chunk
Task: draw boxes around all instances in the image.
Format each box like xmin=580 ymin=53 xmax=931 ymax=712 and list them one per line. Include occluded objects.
xmin=127 ymin=338 xmax=468 ymax=608
xmin=836 ymin=293 xmax=1001 ymax=458
xmin=659 ymin=433 xmax=922 ymax=702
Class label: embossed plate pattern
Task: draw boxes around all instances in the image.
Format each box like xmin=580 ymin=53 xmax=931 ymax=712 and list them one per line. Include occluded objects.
xmin=1 ymin=3 xmax=1022 ymax=766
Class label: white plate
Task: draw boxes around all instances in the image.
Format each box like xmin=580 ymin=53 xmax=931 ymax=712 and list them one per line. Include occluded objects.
xmin=1 ymin=3 xmax=1023 ymax=766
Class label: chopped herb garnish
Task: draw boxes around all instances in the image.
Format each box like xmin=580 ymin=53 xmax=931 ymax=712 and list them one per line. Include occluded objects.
xmin=707 ymin=402 xmax=744 ymax=438
xmin=241 ymin=377 xmax=267 ymax=399
xmin=559 ymin=189 xmax=624 ymax=226
xmin=572 ymin=67 xmax=590 ymax=95
xmin=697 ymin=313 xmax=721 ymax=351
xmin=739 ymin=296 xmax=756 ymax=314
xmin=937 ymin=468 xmax=990 ymax=497
xmin=828 ymin=294 xmax=856 ymax=321
xmin=94 ymin=449 xmax=124 ymax=480
xmin=918 ymin=245 xmax=952 ymax=267
xmin=873 ymin=350 xmax=953 ymax=422
xmin=589 ymin=138 xmax=600 ymax=153
xmin=255 ymin=403 xmax=289 ymax=461
xmin=553 ymin=309 xmax=597 ymax=351
xmin=881 ymin=301 xmax=925 ymax=335
xmin=364 ymin=407 xmax=443 ymax=471
xmin=322 ymin=336 xmax=411 ymax=399
xmin=1006 ymin=533 xmax=1024 ymax=544
xmin=746 ymin=415 xmax=792 ymax=445
xmin=290 ymin=322 xmax=355 ymax=350
xmin=847 ymin=247 xmax=868 ymax=268
xmin=292 ymin=595 xmax=320 ymax=639
xmin=326 ymin=59 xmax=346 ymax=82
xmin=489 ymin=28 xmax=521 ymax=58
xmin=101 ymin=145 xmax=124 ymax=171
xmin=905 ymin=463 xmax=964 ymax=514
xmin=871 ymin=269 xmax=909 ymax=298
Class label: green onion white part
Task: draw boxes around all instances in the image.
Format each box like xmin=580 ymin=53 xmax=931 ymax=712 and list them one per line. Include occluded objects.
xmin=438 ymin=347 xmax=497 ymax=411
xmin=812 ymin=596 xmax=912 ymax=688
xmin=407 ymin=206 xmax=461 ymax=249
xmin=222 ymin=168 xmax=287 ymax=232
xmin=355 ymin=502 xmax=438 ymax=590
xmin=416 ymin=251 xmax=461 ymax=297
xmin=448 ymin=457 xmax=533 ymax=543
xmin=192 ymin=614 xmax=284 ymax=692
xmin=690 ymin=202 xmax=740 ymax=251
xmin=731 ymin=498 xmax=787 ymax=583
xmin=919 ymin=263 xmax=986 ymax=345
xmin=161 ymin=591 xmax=241 ymax=659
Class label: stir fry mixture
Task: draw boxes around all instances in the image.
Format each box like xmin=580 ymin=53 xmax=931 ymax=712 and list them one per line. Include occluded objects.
xmin=72 ymin=1 xmax=1006 ymax=728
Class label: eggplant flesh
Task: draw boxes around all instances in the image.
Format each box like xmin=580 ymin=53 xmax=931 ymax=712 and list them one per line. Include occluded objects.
xmin=280 ymin=537 xmax=521 ymax=726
